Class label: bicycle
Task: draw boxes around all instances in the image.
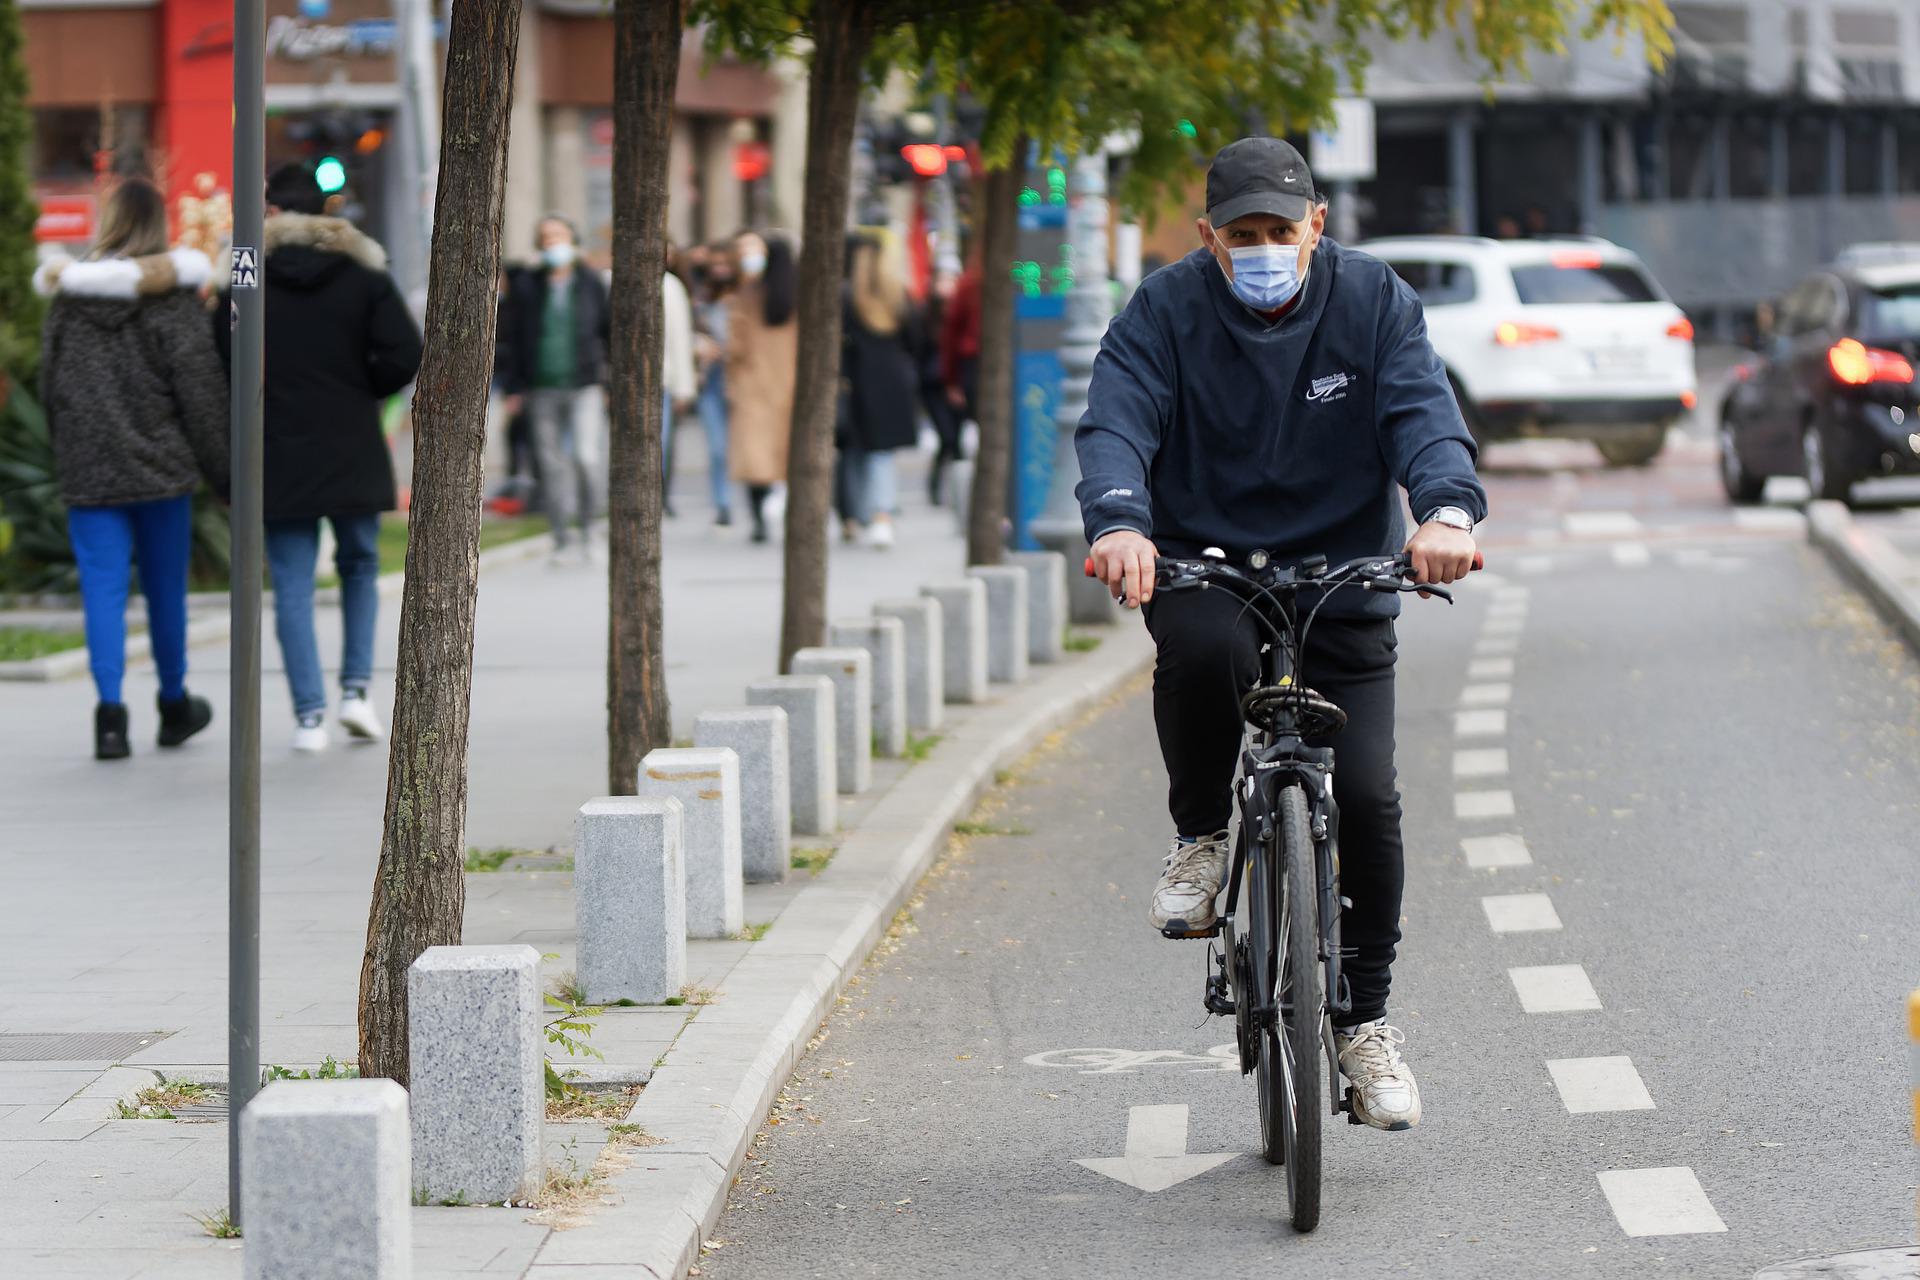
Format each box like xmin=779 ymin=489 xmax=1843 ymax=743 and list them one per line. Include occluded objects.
xmin=1095 ymin=547 xmax=1464 ymax=1232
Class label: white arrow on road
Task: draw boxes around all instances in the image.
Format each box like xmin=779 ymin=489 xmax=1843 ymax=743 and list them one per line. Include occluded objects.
xmin=1074 ymin=1104 xmax=1239 ymax=1192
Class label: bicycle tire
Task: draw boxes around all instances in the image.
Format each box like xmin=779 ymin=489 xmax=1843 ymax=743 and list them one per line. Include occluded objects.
xmin=1272 ymin=784 xmax=1323 ymax=1231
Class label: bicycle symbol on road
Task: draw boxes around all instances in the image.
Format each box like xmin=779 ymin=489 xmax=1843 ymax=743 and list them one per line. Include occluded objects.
xmin=1023 ymin=1045 xmax=1240 ymax=1074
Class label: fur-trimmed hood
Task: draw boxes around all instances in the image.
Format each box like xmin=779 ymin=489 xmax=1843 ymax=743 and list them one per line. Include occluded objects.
xmin=214 ymin=213 xmax=389 ymax=290
xmin=34 ymin=248 xmax=214 ymax=301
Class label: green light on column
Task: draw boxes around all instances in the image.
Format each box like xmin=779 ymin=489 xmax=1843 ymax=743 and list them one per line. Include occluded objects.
xmin=1017 ymin=186 xmax=1041 ymax=207
xmin=1176 ymin=119 xmax=1198 ymax=139
xmin=315 ymin=156 xmax=348 ymax=193
xmin=1047 ymin=167 xmax=1067 ymax=204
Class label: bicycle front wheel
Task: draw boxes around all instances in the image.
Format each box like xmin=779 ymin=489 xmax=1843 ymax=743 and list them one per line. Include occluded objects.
xmin=1253 ymin=783 xmax=1323 ymax=1232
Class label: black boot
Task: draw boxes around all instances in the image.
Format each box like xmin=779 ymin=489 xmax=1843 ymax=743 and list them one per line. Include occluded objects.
xmin=95 ymin=703 xmax=130 ymax=761
xmin=156 ymin=692 xmax=213 ymax=748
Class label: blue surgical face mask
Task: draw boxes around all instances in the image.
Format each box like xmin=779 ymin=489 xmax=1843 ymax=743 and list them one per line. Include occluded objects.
xmin=1223 ymin=241 xmax=1308 ymax=310
xmin=542 ymin=242 xmax=577 ymax=270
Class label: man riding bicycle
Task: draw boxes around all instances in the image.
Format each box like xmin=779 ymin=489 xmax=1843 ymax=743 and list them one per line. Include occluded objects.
xmin=1077 ymin=137 xmax=1485 ymax=1132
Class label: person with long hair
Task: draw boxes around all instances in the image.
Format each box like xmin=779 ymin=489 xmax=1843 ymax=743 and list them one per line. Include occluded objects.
xmin=692 ymin=241 xmax=738 ymax=525
xmin=34 ymin=177 xmax=228 ymax=760
xmin=725 ymin=230 xmax=797 ymax=543
xmin=836 ymin=231 xmax=920 ymax=548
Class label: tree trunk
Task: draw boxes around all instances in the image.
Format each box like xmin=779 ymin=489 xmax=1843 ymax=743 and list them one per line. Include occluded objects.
xmin=606 ymin=0 xmax=682 ymax=793
xmin=776 ymin=0 xmax=872 ymax=673
xmin=357 ymin=0 xmax=523 ymax=1086
xmin=966 ymin=146 xmax=1026 ymax=568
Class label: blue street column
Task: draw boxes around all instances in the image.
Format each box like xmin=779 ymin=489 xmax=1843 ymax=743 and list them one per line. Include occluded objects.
xmin=1447 ymin=111 xmax=1477 ymax=235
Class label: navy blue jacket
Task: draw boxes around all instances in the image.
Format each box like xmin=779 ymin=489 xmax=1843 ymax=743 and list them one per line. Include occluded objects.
xmin=1075 ymin=241 xmax=1487 ymax=617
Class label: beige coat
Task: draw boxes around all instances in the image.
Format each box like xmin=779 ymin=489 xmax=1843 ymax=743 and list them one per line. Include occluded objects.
xmin=725 ymin=286 xmax=797 ymax=485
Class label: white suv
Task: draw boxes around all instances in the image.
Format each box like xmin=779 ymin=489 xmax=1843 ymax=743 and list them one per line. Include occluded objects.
xmin=1356 ymin=235 xmax=1698 ymax=466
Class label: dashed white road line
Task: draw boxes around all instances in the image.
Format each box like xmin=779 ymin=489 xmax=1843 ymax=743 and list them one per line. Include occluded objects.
xmin=1481 ymin=893 xmax=1562 ymax=933
xmin=1515 ymin=555 xmax=1554 ymax=575
xmin=1461 ymin=834 xmax=1532 ymax=869
xmin=1547 ymin=1057 xmax=1655 ymax=1113
xmin=1468 ymin=657 xmax=1514 ymax=680
xmin=1731 ymin=507 xmax=1807 ymax=533
xmin=1482 ymin=615 xmax=1526 ymax=637
xmin=1564 ymin=510 xmax=1644 ymax=537
xmin=1596 ymin=1167 xmax=1728 ymax=1236
xmin=1454 ymin=709 xmax=1507 ymax=738
xmin=1460 ymin=683 xmax=1512 ymax=707
xmin=1452 ymin=748 xmax=1509 ymax=778
xmin=1508 ymin=963 xmax=1602 ymax=1013
xmin=1474 ymin=635 xmax=1519 ymax=656
xmin=1611 ymin=542 xmax=1652 ymax=568
xmin=1455 ymin=790 xmax=1516 ymax=820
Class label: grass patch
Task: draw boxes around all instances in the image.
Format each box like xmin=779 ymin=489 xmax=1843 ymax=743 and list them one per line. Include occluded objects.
xmin=662 ymin=984 xmax=717 ymax=1007
xmin=545 ymin=1082 xmax=640 ymax=1122
xmin=903 ymin=733 xmax=942 ymax=762
xmin=790 ymin=846 xmax=834 ymax=876
xmin=318 ymin=514 xmax=545 ymax=587
xmin=550 ymin=970 xmax=588 ymax=1006
xmin=1063 ymin=632 xmax=1103 ymax=653
xmin=953 ymin=819 xmax=1033 ymax=838
xmin=192 ymin=1207 xmax=240 ymax=1239
xmin=464 ymin=846 xmax=519 ymax=873
xmin=608 ymin=1121 xmax=664 ymax=1148
xmin=733 ymin=921 xmax=773 ymax=942
xmin=263 ymin=1056 xmax=358 ymax=1082
xmin=113 ymin=1079 xmax=216 ymax=1119
xmin=0 ymin=626 xmax=85 ymax=662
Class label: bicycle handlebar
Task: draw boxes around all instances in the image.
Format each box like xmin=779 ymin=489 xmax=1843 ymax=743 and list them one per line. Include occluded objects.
xmin=1081 ymin=549 xmax=1484 ymax=604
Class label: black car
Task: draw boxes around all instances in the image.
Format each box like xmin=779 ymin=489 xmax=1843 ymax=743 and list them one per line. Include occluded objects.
xmin=1719 ymin=260 xmax=1920 ymax=505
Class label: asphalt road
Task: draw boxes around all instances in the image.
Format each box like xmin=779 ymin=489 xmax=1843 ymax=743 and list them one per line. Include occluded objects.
xmin=703 ymin=522 xmax=1920 ymax=1277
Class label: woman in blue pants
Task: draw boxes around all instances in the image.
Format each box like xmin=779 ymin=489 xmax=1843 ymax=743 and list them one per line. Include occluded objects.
xmin=35 ymin=178 xmax=229 ymax=759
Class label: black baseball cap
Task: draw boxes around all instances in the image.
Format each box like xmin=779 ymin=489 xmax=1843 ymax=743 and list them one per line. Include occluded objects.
xmin=1206 ymin=137 xmax=1316 ymax=227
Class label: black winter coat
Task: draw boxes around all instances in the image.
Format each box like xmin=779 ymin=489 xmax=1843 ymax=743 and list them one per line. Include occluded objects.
xmin=837 ymin=298 xmax=921 ymax=453
xmin=215 ymin=214 xmax=423 ymax=521
xmin=499 ymin=265 xmax=610 ymax=394
xmin=37 ymin=254 xmax=230 ymax=508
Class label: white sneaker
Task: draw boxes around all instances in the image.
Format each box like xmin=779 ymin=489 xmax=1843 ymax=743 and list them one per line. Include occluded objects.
xmin=291 ymin=714 xmax=329 ymax=753
xmin=1148 ymin=830 xmax=1230 ymax=933
xmin=1335 ymin=1020 xmax=1422 ymax=1131
xmin=338 ymin=692 xmax=384 ymax=743
xmin=867 ymin=519 xmax=896 ymax=549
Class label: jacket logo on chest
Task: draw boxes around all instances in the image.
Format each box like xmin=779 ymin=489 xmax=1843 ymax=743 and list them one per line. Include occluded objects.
xmin=1304 ymin=371 xmax=1353 ymax=404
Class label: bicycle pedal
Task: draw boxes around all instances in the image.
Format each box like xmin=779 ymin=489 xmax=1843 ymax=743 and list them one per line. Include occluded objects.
xmin=1341 ymin=1087 xmax=1366 ymax=1125
xmin=1160 ymin=922 xmax=1219 ymax=940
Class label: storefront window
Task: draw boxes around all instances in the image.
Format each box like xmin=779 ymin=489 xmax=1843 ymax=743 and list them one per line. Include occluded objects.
xmin=31 ymin=107 xmax=150 ymax=183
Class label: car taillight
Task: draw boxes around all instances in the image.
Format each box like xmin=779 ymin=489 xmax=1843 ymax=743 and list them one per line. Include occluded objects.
xmin=1681 ymin=390 xmax=1698 ymax=409
xmin=1666 ymin=316 xmax=1695 ymax=341
xmin=1828 ymin=337 xmax=1915 ymax=385
xmin=1495 ymin=321 xmax=1561 ymax=346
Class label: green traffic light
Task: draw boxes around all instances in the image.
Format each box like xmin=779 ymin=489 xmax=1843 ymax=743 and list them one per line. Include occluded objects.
xmin=1176 ymin=119 xmax=1198 ymax=139
xmin=315 ymin=157 xmax=348 ymax=194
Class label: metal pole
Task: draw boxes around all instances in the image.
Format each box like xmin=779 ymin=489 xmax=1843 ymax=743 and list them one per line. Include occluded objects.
xmin=228 ymin=0 xmax=264 ymax=1225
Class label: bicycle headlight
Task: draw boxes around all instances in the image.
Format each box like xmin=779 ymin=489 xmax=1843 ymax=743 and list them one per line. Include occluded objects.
xmin=1248 ymin=549 xmax=1270 ymax=571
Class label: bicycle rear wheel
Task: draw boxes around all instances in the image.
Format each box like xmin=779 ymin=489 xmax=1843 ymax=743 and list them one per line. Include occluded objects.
xmin=1253 ymin=783 xmax=1322 ymax=1232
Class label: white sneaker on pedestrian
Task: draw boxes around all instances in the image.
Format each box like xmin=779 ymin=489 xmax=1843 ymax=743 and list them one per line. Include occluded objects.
xmin=1335 ymin=1020 xmax=1422 ymax=1131
xmin=1148 ymin=830 xmax=1230 ymax=934
xmin=338 ymin=691 xmax=384 ymax=743
xmin=291 ymin=714 xmax=329 ymax=754
xmin=867 ymin=519 xmax=895 ymax=549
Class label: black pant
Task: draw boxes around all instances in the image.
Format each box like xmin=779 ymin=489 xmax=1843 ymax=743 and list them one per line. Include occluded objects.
xmin=1145 ymin=591 xmax=1403 ymax=1025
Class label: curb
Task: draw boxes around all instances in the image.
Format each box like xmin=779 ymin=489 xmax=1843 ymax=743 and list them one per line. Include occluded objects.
xmin=526 ymin=626 xmax=1154 ymax=1278
xmin=1804 ymin=500 xmax=1920 ymax=655
xmin=0 ymin=529 xmax=556 ymax=683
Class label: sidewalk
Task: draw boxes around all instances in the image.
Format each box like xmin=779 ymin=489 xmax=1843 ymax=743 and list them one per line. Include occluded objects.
xmin=0 ymin=446 xmax=1119 ymax=1277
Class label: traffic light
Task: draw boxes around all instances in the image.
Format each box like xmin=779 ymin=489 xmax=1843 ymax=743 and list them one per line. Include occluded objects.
xmin=315 ymin=156 xmax=348 ymax=194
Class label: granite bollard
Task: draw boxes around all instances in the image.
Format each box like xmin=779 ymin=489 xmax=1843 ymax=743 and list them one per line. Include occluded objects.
xmin=791 ymin=647 xmax=873 ymax=795
xmin=921 ymin=580 xmax=989 ymax=704
xmin=1008 ymin=549 xmax=1069 ymax=664
xmin=968 ymin=565 xmax=1031 ymax=684
xmin=407 ymin=945 xmax=543 ymax=1205
xmin=873 ymin=597 xmax=943 ymax=732
xmin=693 ymin=708 xmax=790 ymax=882
xmin=637 ymin=747 xmax=744 ymax=937
xmin=829 ymin=617 xmax=907 ymax=758
xmin=241 ymin=1080 xmax=411 ymax=1280
xmin=574 ymin=797 xmax=685 ymax=1004
xmin=746 ymin=676 xmax=837 ymax=836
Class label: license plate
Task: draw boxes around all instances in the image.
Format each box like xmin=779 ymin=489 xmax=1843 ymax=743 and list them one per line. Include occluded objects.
xmin=1588 ymin=347 xmax=1647 ymax=374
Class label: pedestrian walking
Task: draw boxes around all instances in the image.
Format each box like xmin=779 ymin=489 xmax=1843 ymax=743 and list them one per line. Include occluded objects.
xmin=835 ymin=232 xmax=919 ymax=548
xmin=938 ymin=254 xmax=982 ymax=503
xmin=659 ymin=256 xmax=699 ymax=518
xmin=502 ymin=214 xmax=611 ymax=559
xmin=216 ymin=162 xmax=424 ymax=753
xmin=725 ymin=230 xmax=798 ymax=544
xmin=918 ymin=266 xmax=965 ymax=507
xmin=692 ymin=242 xmax=738 ymax=526
xmin=34 ymin=177 xmax=228 ymax=761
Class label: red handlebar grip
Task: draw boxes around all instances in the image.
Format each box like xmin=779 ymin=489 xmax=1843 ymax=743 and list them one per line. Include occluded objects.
xmin=1472 ymin=551 xmax=1486 ymax=572
xmin=1083 ymin=557 xmax=1097 ymax=578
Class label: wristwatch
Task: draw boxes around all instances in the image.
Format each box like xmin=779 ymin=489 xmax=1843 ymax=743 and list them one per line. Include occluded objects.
xmin=1425 ymin=506 xmax=1475 ymax=534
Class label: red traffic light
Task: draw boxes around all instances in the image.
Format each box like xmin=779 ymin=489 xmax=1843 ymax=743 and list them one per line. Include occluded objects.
xmin=901 ymin=143 xmax=947 ymax=177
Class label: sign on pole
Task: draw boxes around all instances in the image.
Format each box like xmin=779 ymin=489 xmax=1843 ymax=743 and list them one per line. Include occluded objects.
xmin=1310 ymin=98 xmax=1377 ymax=183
